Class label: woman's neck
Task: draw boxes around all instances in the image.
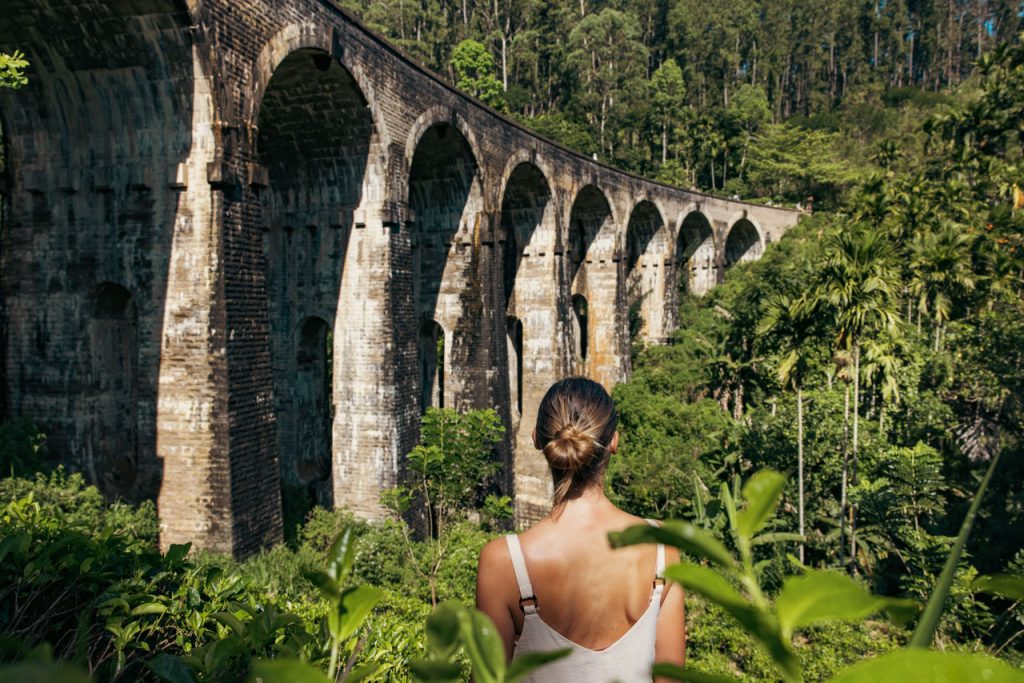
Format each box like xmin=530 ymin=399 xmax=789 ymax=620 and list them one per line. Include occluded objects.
xmin=549 ymin=482 xmax=615 ymax=522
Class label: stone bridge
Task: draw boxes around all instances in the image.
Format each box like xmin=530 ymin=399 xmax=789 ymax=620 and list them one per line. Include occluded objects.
xmin=0 ymin=0 xmax=799 ymax=556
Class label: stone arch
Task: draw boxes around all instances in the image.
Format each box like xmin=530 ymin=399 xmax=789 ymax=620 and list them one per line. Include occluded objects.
xmin=419 ymin=320 xmax=446 ymax=412
xmin=0 ymin=0 xmax=194 ymax=511
xmin=86 ymin=283 xmax=139 ymax=500
xmin=624 ymin=200 xmax=669 ymax=344
xmin=674 ymin=208 xmax=716 ymax=298
xmin=566 ymin=184 xmax=620 ymax=384
xmin=255 ymin=45 xmax=377 ymax=515
xmin=499 ymin=161 xmax=554 ymax=314
xmin=724 ymin=216 xmax=764 ymax=269
xmin=402 ymin=106 xmax=485 ymax=203
xmin=250 ymin=23 xmax=388 ymax=153
xmin=406 ymin=116 xmax=484 ymax=411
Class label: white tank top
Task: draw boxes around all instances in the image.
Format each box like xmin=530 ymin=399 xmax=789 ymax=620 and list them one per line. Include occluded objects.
xmin=505 ymin=520 xmax=666 ymax=683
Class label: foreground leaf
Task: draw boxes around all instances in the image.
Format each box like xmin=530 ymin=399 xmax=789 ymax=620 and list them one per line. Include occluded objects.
xmin=409 ymin=659 xmax=462 ymax=682
xmin=776 ymin=570 xmax=918 ymax=638
xmin=506 ymin=649 xmax=572 ymax=683
xmin=909 ymin=447 xmax=1003 ymax=647
xmin=249 ymin=659 xmax=331 ymax=683
xmin=973 ymin=573 xmax=1024 ymax=601
xmin=425 ymin=601 xmax=462 ymax=659
xmin=609 ymin=521 xmax=734 ymax=567
xmin=652 ymin=663 xmax=742 ymax=682
xmin=664 ymin=564 xmax=799 ymax=681
xmin=828 ymin=649 xmax=1024 ymax=683
xmin=737 ymin=471 xmax=786 ymax=541
xmin=147 ymin=654 xmax=198 ymax=683
xmin=327 ymin=527 xmax=358 ymax=584
xmin=336 ymin=585 xmax=385 ymax=642
xmin=456 ymin=607 xmax=506 ymax=683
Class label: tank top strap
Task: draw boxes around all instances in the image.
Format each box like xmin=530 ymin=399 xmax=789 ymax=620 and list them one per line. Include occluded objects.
xmin=504 ymin=534 xmax=539 ymax=615
xmin=644 ymin=519 xmax=666 ymax=581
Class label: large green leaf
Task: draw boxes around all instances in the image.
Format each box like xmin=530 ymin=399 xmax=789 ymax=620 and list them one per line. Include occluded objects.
xmin=345 ymin=662 xmax=379 ymax=683
xmin=425 ymin=601 xmax=462 ymax=659
xmin=336 ymin=585 xmax=385 ymax=642
xmin=131 ymin=602 xmax=168 ymax=616
xmin=665 ymin=563 xmax=748 ymax=611
xmin=651 ymin=664 xmax=743 ymax=682
xmin=608 ymin=521 xmax=734 ymax=567
xmin=973 ymin=573 xmax=1024 ymax=601
xmin=506 ymin=649 xmax=572 ymax=683
xmin=665 ymin=564 xmax=799 ymax=681
xmin=828 ymin=650 xmax=1024 ymax=683
xmin=146 ymin=654 xmax=199 ymax=683
xmin=211 ymin=611 xmax=247 ymax=637
xmin=409 ymin=659 xmax=462 ymax=683
xmin=776 ymin=570 xmax=918 ymax=638
xmin=302 ymin=569 xmax=341 ymax=602
xmin=456 ymin=607 xmax=506 ymax=683
xmin=0 ymin=661 xmax=91 ymax=683
xmin=248 ymin=659 xmax=332 ymax=683
xmin=326 ymin=527 xmax=358 ymax=584
xmin=737 ymin=471 xmax=786 ymax=541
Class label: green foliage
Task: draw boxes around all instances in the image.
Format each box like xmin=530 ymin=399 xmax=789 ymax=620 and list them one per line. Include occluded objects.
xmin=0 ymin=50 xmax=29 ymax=90
xmin=613 ymin=468 xmax=1024 ymax=682
xmin=450 ymin=39 xmax=505 ymax=109
xmin=411 ymin=601 xmax=568 ymax=683
xmin=0 ymin=419 xmax=47 ymax=478
xmin=390 ymin=407 xmax=505 ymax=538
xmin=746 ymin=124 xmax=863 ymax=207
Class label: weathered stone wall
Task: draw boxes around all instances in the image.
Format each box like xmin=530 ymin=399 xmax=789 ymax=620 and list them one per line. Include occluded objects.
xmin=0 ymin=0 xmax=801 ymax=555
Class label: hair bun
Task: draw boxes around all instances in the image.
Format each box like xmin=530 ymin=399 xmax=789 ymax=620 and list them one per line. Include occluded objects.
xmin=542 ymin=424 xmax=596 ymax=474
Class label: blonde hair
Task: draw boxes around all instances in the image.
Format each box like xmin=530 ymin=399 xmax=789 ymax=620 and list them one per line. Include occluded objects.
xmin=535 ymin=377 xmax=618 ymax=507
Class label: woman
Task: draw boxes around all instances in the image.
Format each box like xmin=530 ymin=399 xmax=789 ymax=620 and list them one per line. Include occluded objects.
xmin=476 ymin=377 xmax=686 ymax=682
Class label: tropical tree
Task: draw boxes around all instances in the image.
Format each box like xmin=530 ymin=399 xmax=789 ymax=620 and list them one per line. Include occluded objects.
xmin=908 ymin=225 xmax=976 ymax=350
xmin=566 ymin=8 xmax=647 ymax=158
xmin=450 ymin=39 xmax=506 ymax=109
xmin=757 ymin=290 xmax=819 ymax=562
xmin=649 ymin=58 xmax=686 ymax=165
xmin=816 ymin=226 xmax=900 ymax=569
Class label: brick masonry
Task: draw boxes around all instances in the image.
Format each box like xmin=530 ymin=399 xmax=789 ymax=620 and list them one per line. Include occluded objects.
xmin=0 ymin=0 xmax=800 ymax=557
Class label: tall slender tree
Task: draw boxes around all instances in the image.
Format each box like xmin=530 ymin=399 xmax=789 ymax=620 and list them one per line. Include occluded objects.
xmin=817 ymin=226 xmax=900 ymax=569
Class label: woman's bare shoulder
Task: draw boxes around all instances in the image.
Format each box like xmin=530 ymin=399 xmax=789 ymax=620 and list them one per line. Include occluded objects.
xmin=478 ymin=535 xmax=516 ymax=582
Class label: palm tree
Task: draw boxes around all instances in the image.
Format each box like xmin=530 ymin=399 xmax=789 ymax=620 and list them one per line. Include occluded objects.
xmin=757 ymin=291 xmax=818 ymax=563
xmin=861 ymin=334 xmax=903 ymax=438
xmin=816 ymin=226 xmax=900 ymax=570
xmin=908 ymin=225 xmax=976 ymax=351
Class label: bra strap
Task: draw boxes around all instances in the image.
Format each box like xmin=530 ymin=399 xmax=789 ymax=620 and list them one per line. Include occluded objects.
xmin=505 ymin=535 xmax=538 ymax=614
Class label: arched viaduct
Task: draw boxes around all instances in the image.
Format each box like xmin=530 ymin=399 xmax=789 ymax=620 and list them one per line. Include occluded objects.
xmin=0 ymin=0 xmax=799 ymax=556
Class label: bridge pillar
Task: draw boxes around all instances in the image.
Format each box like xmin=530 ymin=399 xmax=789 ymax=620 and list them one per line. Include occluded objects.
xmin=508 ymin=220 xmax=562 ymax=525
xmin=331 ymin=207 xmax=405 ymax=518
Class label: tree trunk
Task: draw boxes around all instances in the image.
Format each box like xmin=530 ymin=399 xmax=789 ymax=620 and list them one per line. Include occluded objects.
xmin=798 ymin=385 xmax=806 ymax=564
xmin=839 ymin=383 xmax=850 ymax=568
xmin=850 ymin=342 xmax=861 ymax=571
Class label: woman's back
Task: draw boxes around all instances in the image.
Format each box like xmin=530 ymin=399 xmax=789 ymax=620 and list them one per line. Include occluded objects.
xmin=475 ymin=378 xmax=685 ymax=681
xmin=513 ymin=507 xmax=660 ymax=651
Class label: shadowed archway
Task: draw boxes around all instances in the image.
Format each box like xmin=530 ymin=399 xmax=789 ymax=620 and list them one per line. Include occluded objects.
xmin=256 ymin=47 xmax=374 ymax=520
xmin=725 ymin=218 xmax=763 ymax=270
